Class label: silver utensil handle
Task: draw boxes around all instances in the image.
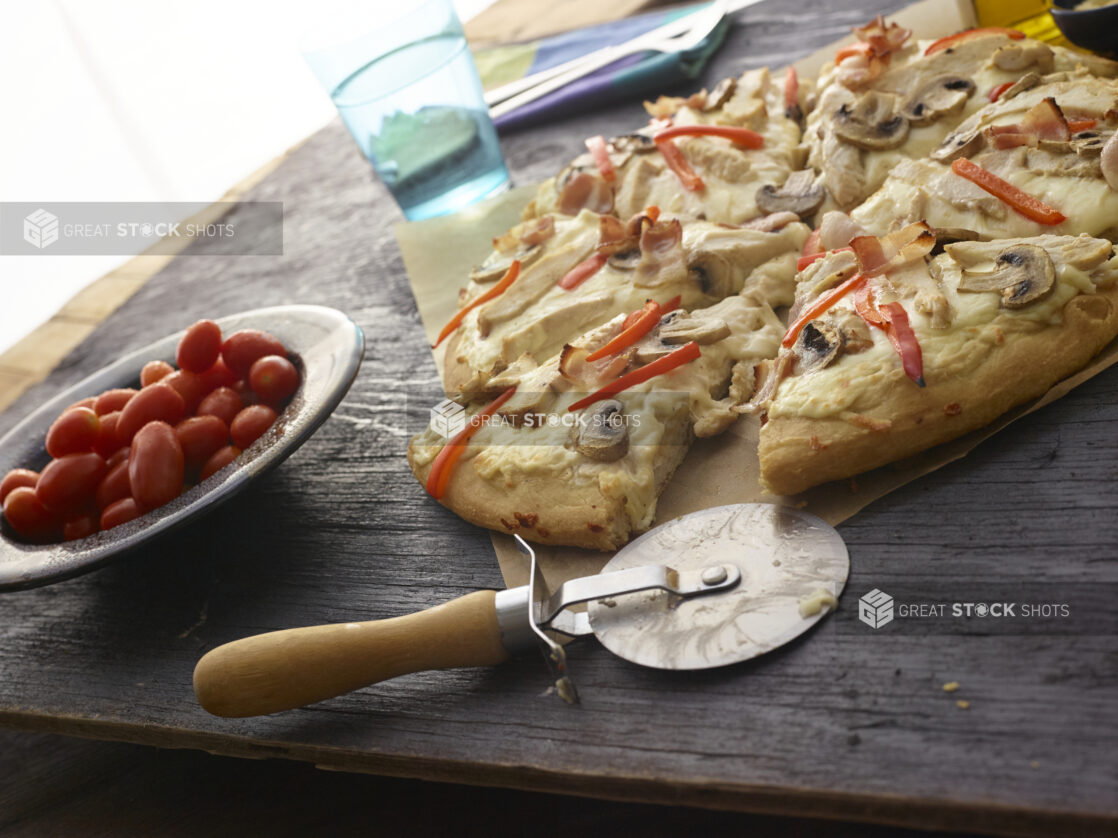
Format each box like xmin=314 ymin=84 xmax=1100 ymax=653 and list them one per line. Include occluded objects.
xmin=489 ymin=44 xmax=629 ymax=120
xmin=484 ymin=45 xmax=621 ymax=107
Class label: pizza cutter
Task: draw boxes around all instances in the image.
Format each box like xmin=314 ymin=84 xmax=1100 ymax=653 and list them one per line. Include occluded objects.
xmin=194 ymin=504 xmax=848 ymax=717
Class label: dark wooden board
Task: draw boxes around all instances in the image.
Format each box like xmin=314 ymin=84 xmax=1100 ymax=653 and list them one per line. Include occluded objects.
xmin=0 ymin=1 xmax=1115 ymax=835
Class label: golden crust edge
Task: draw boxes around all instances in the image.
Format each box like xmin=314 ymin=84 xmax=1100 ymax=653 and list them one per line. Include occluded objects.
xmin=759 ymin=288 xmax=1118 ymax=496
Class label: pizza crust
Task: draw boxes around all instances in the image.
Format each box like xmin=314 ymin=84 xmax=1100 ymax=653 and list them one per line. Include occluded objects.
xmin=759 ymin=286 xmax=1118 ymax=495
xmin=407 ymin=401 xmax=693 ymax=551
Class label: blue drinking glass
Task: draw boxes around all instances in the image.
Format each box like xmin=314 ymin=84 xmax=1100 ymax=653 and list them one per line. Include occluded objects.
xmin=304 ymin=0 xmax=511 ymax=220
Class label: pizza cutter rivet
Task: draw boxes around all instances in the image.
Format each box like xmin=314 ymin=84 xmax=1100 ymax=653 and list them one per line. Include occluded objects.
xmin=701 ymin=566 xmax=728 ymax=586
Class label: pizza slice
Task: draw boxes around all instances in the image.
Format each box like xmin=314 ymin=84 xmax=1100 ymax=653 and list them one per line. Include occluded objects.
xmin=844 ymin=70 xmax=1118 ymax=241
xmin=806 ymin=17 xmax=1118 ymax=213
xmin=750 ymin=224 xmax=1118 ymax=496
xmin=521 ymin=67 xmax=811 ymax=227
xmin=442 ymin=207 xmax=808 ymax=401
xmin=410 ymin=290 xmax=786 ymax=549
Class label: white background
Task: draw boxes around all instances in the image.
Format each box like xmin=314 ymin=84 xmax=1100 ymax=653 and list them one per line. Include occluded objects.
xmin=0 ymin=0 xmax=492 ymax=355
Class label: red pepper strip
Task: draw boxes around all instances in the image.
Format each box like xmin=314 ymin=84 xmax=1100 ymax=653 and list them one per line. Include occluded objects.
xmin=1068 ymin=119 xmax=1097 ymax=132
xmin=783 ymin=66 xmax=799 ymax=114
xmin=568 ymin=341 xmax=701 ymax=413
xmin=782 ymin=274 xmax=866 ymax=348
xmin=585 ymin=135 xmax=615 ymax=183
xmin=924 ymin=27 xmax=1024 ymax=56
xmin=950 ymin=158 xmax=1066 ymax=226
xmin=622 ymin=294 xmax=680 ymax=330
xmin=645 ymin=205 xmax=661 ymax=224
xmin=854 ymin=286 xmax=924 ymax=386
xmin=426 ymin=385 xmax=518 ymax=499
xmin=655 ymin=138 xmax=704 ymax=191
xmin=835 ymin=40 xmax=875 ymax=64
xmin=558 ymin=252 xmax=609 ymax=291
xmin=654 ymin=124 xmax=765 ymax=150
xmin=434 ymin=260 xmax=521 ymax=348
xmin=797 ymin=246 xmax=853 ymax=272
xmin=587 ymin=301 xmax=663 ymax=362
xmin=987 ymin=81 xmax=1014 ymax=103
xmin=879 ymin=303 xmax=925 ymax=387
xmin=852 ymin=282 xmax=886 ymax=326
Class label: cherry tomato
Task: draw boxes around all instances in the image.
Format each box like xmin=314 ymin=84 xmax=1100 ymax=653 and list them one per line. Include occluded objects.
xmin=230 ymin=405 xmax=277 ymax=449
xmin=129 ymin=421 xmax=184 ymax=510
xmin=175 ymin=415 xmax=229 ymax=470
xmin=117 ymin=383 xmax=185 ymax=445
xmin=141 ymin=360 xmax=174 ymax=387
xmin=93 ymin=388 xmax=136 ymax=415
xmin=93 ymin=411 xmax=123 ymax=459
xmin=176 ymin=319 xmax=223 ymax=373
xmin=200 ymin=445 xmax=241 ymax=481
xmin=46 ymin=407 xmax=101 ymax=458
xmin=95 ymin=460 xmax=132 ymax=510
xmin=63 ymin=513 xmax=99 ymax=541
xmin=221 ymin=330 xmax=286 ymax=378
xmin=197 ymin=387 xmax=243 ymax=427
xmin=249 ymin=355 xmax=299 ymax=405
xmin=1 ymin=468 xmax=39 ymax=504
xmin=232 ymin=379 xmax=258 ymax=407
xmin=66 ymin=396 xmax=96 ymax=412
xmin=2 ymin=487 xmax=58 ymax=542
xmin=197 ymin=357 xmax=237 ymax=394
xmin=162 ymin=370 xmax=207 ymax=413
xmin=101 ymin=497 xmax=143 ymax=531
xmin=36 ymin=453 xmax=108 ymax=514
xmin=107 ymin=447 xmax=130 ymax=469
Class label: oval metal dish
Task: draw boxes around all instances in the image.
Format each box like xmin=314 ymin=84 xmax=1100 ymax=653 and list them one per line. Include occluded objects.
xmin=0 ymin=305 xmax=364 ymax=591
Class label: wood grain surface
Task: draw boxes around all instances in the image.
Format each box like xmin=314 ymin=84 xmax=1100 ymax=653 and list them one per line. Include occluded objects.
xmin=0 ymin=1 xmax=1115 ymax=835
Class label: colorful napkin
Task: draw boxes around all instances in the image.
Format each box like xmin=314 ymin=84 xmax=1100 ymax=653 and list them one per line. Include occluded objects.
xmin=474 ymin=3 xmax=730 ymax=133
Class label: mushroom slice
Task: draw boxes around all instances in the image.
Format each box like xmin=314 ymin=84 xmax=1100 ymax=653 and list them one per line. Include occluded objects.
xmin=607 ymin=248 xmax=642 ymax=270
xmin=794 ymin=320 xmax=843 ymax=373
xmin=833 ymin=91 xmax=910 ymax=151
xmin=703 ymin=77 xmax=737 ymax=112
xmin=955 ymin=244 xmax=1056 ymax=309
xmin=998 ymin=72 xmax=1041 ymax=103
xmin=1071 ymin=132 xmax=1106 ymax=156
xmin=686 ymin=249 xmax=734 ymax=299
xmin=609 ymin=133 xmax=657 ymax=155
xmin=657 ymin=310 xmax=731 ymax=345
xmin=931 ymin=227 xmax=982 ymax=255
xmin=755 ymin=170 xmax=826 ymax=218
xmin=931 ymin=127 xmax=984 ymax=163
xmin=572 ymin=399 xmax=630 ymax=462
xmin=470 ymin=245 xmax=542 ymax=284
xmin=901 ymin=76 xmax=975 ymax=127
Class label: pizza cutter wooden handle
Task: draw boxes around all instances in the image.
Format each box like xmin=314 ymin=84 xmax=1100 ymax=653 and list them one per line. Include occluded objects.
xmin=193 ymin=590 xmax=509 ymax=717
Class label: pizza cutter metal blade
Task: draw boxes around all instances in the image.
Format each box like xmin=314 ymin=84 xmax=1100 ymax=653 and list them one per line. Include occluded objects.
xmin=194 ymin=504 xmax=847 ymax=717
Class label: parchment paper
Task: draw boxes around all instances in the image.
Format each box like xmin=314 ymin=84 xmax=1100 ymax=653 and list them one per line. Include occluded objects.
xmin=395 ymin=0 xmax=1118 ymax=591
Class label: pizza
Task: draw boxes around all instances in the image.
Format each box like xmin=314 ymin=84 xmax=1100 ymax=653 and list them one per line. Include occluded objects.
xmin=805 ymin=17 xmax=1118 ymax=213
xmin=410 ymin=291 xmax=785 ymax=549
xmin=408 ymin=16 xmax=1118 ymax=549
xmin=521 ymin=67 xmax=812 ymax=227
xmin=443 ymin=207 xmax=807 ymax=401
xmin=845 ymin=71 xmax=1118 ymax=240
xmin=753 ymin=226 xmax=1118 ymax=495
